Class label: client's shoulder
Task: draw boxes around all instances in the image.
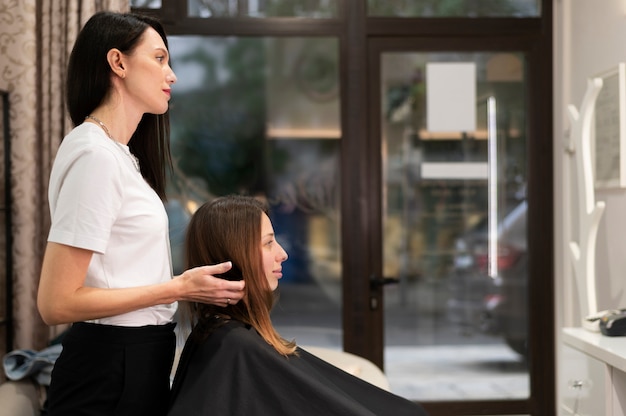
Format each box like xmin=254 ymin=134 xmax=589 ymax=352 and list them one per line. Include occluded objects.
xmin=212 ymin=319 xmax=262 ymax=349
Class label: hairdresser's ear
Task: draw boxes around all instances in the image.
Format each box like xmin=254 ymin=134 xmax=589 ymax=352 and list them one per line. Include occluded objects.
xmin=107 ymin=48 xmax=126 ymax=79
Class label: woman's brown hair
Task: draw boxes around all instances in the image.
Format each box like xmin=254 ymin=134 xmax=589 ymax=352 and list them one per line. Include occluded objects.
xmin=183 ymin=195 xmax=296 ymax=356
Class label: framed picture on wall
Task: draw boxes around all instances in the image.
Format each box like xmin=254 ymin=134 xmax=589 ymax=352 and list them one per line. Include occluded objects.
xmin=594 ymin=63 xmax=626 ymax=189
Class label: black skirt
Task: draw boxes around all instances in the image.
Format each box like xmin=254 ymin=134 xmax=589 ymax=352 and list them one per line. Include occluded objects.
xmin=46 ymin=321 xmax=176 ymax=416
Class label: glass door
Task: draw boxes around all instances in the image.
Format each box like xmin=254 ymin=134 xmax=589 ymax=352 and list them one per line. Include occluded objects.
xmin=374 ymin=49 xmax=530 ymax=403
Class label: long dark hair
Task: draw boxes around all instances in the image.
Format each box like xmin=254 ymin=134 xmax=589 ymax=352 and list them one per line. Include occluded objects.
xmin=184 ymin=195 xmax=297 ymax=356
xmin=66 ymin=11 xmax=172 ymax=198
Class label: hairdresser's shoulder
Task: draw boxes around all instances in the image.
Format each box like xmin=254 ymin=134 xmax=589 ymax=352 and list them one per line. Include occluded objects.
xmin=58 ymin=123 xmax=116 ymax=158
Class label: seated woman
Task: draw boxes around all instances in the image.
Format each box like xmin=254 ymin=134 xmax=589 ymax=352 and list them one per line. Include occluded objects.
xmin=168 ymin=195 xmax=428 ymax=416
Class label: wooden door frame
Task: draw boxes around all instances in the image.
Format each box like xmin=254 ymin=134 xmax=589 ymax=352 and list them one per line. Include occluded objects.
xmin=340 ymin=4 xmax=553 ymax=416
xmin=362 ymin=36 xmax=553 ymax=416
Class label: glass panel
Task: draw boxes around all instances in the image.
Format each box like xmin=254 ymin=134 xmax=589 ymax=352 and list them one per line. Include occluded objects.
xmin=368 ymin=0 xmax=541 ymax=17
xmin=188 ymin=0 xmax=338 ymax=18
xmin=130 ymin=0 xmax=161 ymax=8
xmin=167 ymin=36 xmax=342 ymax=347
xmin=380 ymin=52 xmax=529 ymax=401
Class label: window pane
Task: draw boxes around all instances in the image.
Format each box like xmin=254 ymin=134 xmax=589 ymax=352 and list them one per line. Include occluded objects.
xmin=381 ymin=52 xmax=529 ymax=400
xmin=130 ymin=0 xmax=161 ymax=8
xmin=166 ymin=36 xmax=343 ymax=346
xmin=368 ymin=0 xmax=541 ymax=17
xmin=188 ymin=0 xmax=338 ymax=18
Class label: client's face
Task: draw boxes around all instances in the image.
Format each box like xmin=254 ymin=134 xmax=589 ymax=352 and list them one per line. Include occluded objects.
xmin=260 ymin=213 xmax=288 ymax=291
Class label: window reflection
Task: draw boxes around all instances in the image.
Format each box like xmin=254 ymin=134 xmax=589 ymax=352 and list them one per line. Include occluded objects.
xmin=130 ymin=0 xmax=161 ymax=8
xmin=368 ymin=0 xmax=541 ymax=17
xmin=134 ymin=0 xmax=541 ymax=17
xmin=166 ymin=36 xmax=343 ymax=345
xmin=381 ymin=51 xmax=529 ymax=400
xmin=188 ymin=0 xmax=338 ymax=18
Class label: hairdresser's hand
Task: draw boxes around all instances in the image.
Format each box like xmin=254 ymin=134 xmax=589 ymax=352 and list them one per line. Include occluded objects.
xmin=176 ymin=261 xmax=245 ymax=307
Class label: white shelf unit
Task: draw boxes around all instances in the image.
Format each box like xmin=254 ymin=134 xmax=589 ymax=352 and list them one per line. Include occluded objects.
xmin=562 ymin=327 xmax=626 ymax=415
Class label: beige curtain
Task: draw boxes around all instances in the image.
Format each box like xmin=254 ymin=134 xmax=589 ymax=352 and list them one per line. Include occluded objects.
xmin=0 ymin=0 xmax=129 ymax=351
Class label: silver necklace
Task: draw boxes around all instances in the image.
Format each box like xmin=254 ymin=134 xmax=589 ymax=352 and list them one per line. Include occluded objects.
xmin=85 ymin=115 xmax=141 ymax=172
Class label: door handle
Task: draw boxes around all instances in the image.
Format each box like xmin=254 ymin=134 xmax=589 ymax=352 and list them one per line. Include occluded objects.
xmin=369 ymin=275 xmax=400 ymax=310
xmin=369 ymin=275 xmax=400 ymax=290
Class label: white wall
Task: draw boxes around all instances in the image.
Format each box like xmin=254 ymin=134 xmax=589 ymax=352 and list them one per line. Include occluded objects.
xmin=556 ymin=0 xmax=626 ymax=328
xmin=555 ymin=0 xmax=626 ymax=410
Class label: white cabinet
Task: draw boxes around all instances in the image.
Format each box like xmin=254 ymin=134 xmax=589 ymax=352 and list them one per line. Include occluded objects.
xmin=560 ymin=344 xmax=607 ymax=415
xmin=562 ymin=327 xmax=626 ymax=416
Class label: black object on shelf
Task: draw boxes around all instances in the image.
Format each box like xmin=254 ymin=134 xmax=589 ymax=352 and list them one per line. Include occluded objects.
xmin=599 ymin=309 xmax=626 ymax=337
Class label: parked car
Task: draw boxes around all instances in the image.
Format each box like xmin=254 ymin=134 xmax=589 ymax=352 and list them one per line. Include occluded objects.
xmin=446 ymin=200 xmax=528 ymax=357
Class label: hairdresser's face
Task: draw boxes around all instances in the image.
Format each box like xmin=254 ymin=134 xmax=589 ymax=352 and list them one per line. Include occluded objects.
xmin=122 ymin=27 xmax=177 ymax=115
xmin=260 ymin=213 xmax=288 ymax=291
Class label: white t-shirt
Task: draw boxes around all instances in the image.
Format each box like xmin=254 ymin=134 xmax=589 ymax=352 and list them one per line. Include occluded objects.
xmin=47 ymin=122 xmax=176 ymax=326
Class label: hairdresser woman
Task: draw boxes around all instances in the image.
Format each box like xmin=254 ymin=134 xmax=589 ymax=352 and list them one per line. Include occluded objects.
xmin=36 ymin=12 xmax=244 ymax=416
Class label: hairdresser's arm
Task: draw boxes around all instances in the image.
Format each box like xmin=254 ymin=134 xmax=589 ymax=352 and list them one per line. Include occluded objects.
xmin=37 ymin=242 xmax=245 ymax=326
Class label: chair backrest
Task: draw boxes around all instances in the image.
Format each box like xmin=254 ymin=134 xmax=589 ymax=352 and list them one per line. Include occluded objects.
xmin=302 ymin=346 xmax=390 ymax=391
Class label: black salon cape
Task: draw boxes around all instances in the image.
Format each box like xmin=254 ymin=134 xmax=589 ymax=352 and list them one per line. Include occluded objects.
xmin=168 ymin=320 xmax=428 ymax=416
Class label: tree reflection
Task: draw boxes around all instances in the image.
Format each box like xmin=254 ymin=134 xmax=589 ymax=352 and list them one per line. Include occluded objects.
xmin=367 ymin=0 xmax=539 ymax=17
